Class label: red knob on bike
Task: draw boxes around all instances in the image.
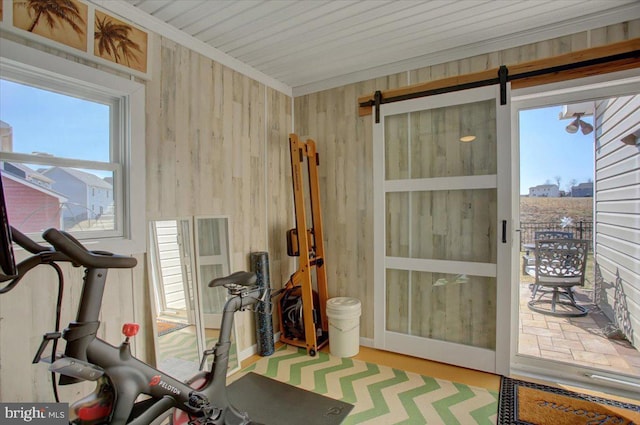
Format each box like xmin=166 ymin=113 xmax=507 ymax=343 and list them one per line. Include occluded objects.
xmin=122 ymin=323 xmax=140 ymax=338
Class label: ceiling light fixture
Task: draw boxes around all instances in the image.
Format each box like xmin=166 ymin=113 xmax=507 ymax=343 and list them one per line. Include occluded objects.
xmin=459 ymin=135 xmax=476 ymax=143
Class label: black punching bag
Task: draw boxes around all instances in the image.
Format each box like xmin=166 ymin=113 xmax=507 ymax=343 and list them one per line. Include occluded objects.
xmin=250 ymin=251 xmax=274 ymax=356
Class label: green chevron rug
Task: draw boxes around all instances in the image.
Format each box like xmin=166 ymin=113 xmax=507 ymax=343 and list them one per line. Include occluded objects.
xmin=231 ymin=345 xmax=499 ymax=425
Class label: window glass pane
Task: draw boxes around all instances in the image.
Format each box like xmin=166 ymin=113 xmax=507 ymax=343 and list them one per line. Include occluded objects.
xmin=410 ymin=271 xmax=496 ymax=349
xmin=1 ymin=42 xmax=145 ymax=252
xmin=386 ymin=189 xmax=496 ymax=262
xmin=0 ymin=78 xmax=117 ymax=236
xmin=386 ymin=269 xmax=496 ymax=350
xmin=384 ymin=101 xmax=495 ymax=181
xmin=1 ymin=164 xmax=115 ymax=233
xmin=410 ymin=100 xmax=496 ymax=178
xmin=411 ymin=189 xmax=496 ymax=263
xmin=384 ymin=114 xmax=409 ymax=180
xmin=0 ymin=79 xmax=110 ymax=162
xmin=386 ymin=268 xmax=409 ymax=333
xmin=385 ymin=191 xmax=409 ymax=258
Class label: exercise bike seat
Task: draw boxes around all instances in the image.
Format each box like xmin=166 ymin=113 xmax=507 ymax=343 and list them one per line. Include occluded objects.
xmin=209 ymin=271 xmax=257 ymax=288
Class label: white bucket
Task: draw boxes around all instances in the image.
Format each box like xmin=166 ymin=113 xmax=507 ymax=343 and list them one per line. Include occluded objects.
xmin=326 ymin=297 xmax=361 ymax=358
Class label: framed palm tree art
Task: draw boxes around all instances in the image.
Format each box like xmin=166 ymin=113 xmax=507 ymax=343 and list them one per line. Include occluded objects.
xmin=5 ymin=0 xmax=148 ymax=75
xmin=94 ymin=10 xmax=147 ymax=73
xmin=12 ymin=0 xmax=87 ymax=52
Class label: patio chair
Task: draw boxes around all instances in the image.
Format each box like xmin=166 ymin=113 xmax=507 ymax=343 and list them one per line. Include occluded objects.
xmin=526 ymin=238 xmax=588 ymax=317
xmin=534 ymin=230 xmax=573 ymax=240
xmin=522 ymin=230 xmax=573 ymax=275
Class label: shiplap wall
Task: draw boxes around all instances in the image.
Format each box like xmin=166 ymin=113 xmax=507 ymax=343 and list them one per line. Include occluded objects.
xmin=144 ymin=35 xmax=294 ymax=351
xmin=294 ymin=20 xmax=640 ymax=340
xmin=0 ymin=31 xmax=293 ymax=401
xmin=1 ymin=16 xmax=638 ymax=403
xmin=594 ymin=94 xmax=640 ymax=349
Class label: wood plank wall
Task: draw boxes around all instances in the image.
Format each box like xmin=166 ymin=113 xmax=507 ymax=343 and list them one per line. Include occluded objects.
xmin=294 ymin=20 xmax=640 ymax=341
xmin=0 ymin=31 xmax=293 ymax=401
xmin=144 ymin=35 xmax=294 ymax=353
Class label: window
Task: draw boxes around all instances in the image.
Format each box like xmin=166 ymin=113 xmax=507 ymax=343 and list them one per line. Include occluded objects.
xmin=0 ymin=39 xmax=145 ymax=253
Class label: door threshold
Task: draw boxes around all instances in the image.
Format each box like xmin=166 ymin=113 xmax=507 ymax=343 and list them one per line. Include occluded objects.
xmin=511 ymin=360 xmax=640 ymax=402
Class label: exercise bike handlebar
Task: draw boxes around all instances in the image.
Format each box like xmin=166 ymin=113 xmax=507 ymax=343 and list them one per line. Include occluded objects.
xmin=43 ymin=228 xmax=137 ymax=269
xmin=11 ymin=226 xmax=53 ymax=254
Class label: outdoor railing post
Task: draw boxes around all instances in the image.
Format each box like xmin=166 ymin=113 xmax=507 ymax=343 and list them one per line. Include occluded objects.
xmin=579 ymin=220 xmax=584 ymax=239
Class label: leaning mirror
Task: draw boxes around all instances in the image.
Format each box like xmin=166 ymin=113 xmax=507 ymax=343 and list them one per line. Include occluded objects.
xmin=193 ymin=216 xmax=238 ymax=374
xmin=148 ymin=217 xmax=239 ymax=381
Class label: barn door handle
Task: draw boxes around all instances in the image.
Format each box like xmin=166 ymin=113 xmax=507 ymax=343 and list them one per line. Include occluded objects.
xmin=502 ymin=220 xmax=507 ymax=243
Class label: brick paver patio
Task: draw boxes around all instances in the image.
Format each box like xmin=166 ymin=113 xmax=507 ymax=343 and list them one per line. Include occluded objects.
xmin=518 ymin=282 xmax=640 ymax=377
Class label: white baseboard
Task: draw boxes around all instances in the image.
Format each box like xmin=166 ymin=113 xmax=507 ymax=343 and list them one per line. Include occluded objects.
xmin=240 ymin=333 xmax=375 ymax=361
xmin=239 ymin=331 xmax=282 ymax=362
xmin=359 ymin=337 xmax=374 ymax=348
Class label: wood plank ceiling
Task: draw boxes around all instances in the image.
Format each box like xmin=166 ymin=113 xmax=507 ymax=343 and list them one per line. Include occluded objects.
xmin=125 ymin=0 xmax=640 ymax=94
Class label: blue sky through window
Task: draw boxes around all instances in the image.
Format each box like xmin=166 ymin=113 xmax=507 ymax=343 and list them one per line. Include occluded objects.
xmin=519 ymin=105 xmax=594 ymax=195
xmin=0 ymin=79 xmax=110 ymax=162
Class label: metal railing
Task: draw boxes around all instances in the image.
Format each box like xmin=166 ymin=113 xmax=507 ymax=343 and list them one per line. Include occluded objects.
xmin=519 ymin=221 xmax=593 ymax=251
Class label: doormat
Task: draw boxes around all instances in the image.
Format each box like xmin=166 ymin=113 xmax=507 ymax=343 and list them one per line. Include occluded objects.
xmin=498 ymin=376 xmax=640 ymax=425
xmin=228 ymin=372 xmax=353 ymax=425
xmin=231 ymin=345 xmax=499 ymax=424
xmin=156 ymin=319 xmax=189 ymax=336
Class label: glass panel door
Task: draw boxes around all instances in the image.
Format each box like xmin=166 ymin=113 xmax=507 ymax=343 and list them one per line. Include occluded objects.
xmin=373 ymin=86 xmax=511 ymax=374
xmin=511 ymin=74 xmax=640 ymax=395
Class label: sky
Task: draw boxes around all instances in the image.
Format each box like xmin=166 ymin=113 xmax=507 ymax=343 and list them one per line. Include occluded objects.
xmin=0 ymin=79 xmax=110 ymax=163
xmin=1 ymin=78 xmax=594 ymax=194
xmin=519 ymin=105 xmax=594 ymax=195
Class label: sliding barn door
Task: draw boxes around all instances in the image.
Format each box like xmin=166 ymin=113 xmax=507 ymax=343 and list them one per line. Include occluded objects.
xmin=373 ymin=85 xmax=512 ymax=374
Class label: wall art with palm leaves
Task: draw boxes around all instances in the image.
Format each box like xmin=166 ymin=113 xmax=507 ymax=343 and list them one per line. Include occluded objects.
xmin=13 ymin=0 xmax=88 ymax=51
xmin=5 ymin=0 xmax=148 ymax=75
xmin=94 ymin=9 xmax=147 ymax=73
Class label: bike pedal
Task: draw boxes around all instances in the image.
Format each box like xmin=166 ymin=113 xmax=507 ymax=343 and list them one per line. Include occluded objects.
xmin=49 ymin=357 xmax=105 ymax=381
xmin=32 ymin=331 xmax=62 ymax=364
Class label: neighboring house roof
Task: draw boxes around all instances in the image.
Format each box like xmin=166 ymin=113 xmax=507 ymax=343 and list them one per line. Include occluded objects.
xmin=574 ymin=182 xmax=593 ymax=188
xmin=2 ymin=161 xmax=54 ymax=184
xmin=1 ymin=171 xmax=67 ymax=202
xmin=43 ymin=167 xmax=113 ymax=190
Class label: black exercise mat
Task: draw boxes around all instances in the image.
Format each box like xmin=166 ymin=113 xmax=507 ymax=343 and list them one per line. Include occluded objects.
xmin=227 ymin=372 xmax=353 ymax=425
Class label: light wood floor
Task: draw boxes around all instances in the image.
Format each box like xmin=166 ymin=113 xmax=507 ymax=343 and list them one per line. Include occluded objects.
xmin=241 ymin=343 xmax=640 ymax=405
xmin=241 ymin=343 xmax=500 ymax=392
xmin=349 ymin=346 xmax=501 ymax=391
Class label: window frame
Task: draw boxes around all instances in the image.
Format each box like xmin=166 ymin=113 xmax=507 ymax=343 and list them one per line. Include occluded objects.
xmin=0 ymin=38 xmax=146 ymax=254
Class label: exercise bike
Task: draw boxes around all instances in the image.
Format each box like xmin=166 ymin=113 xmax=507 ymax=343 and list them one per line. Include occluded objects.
xmin=0 ymin=181 xmax=266 ymax=425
